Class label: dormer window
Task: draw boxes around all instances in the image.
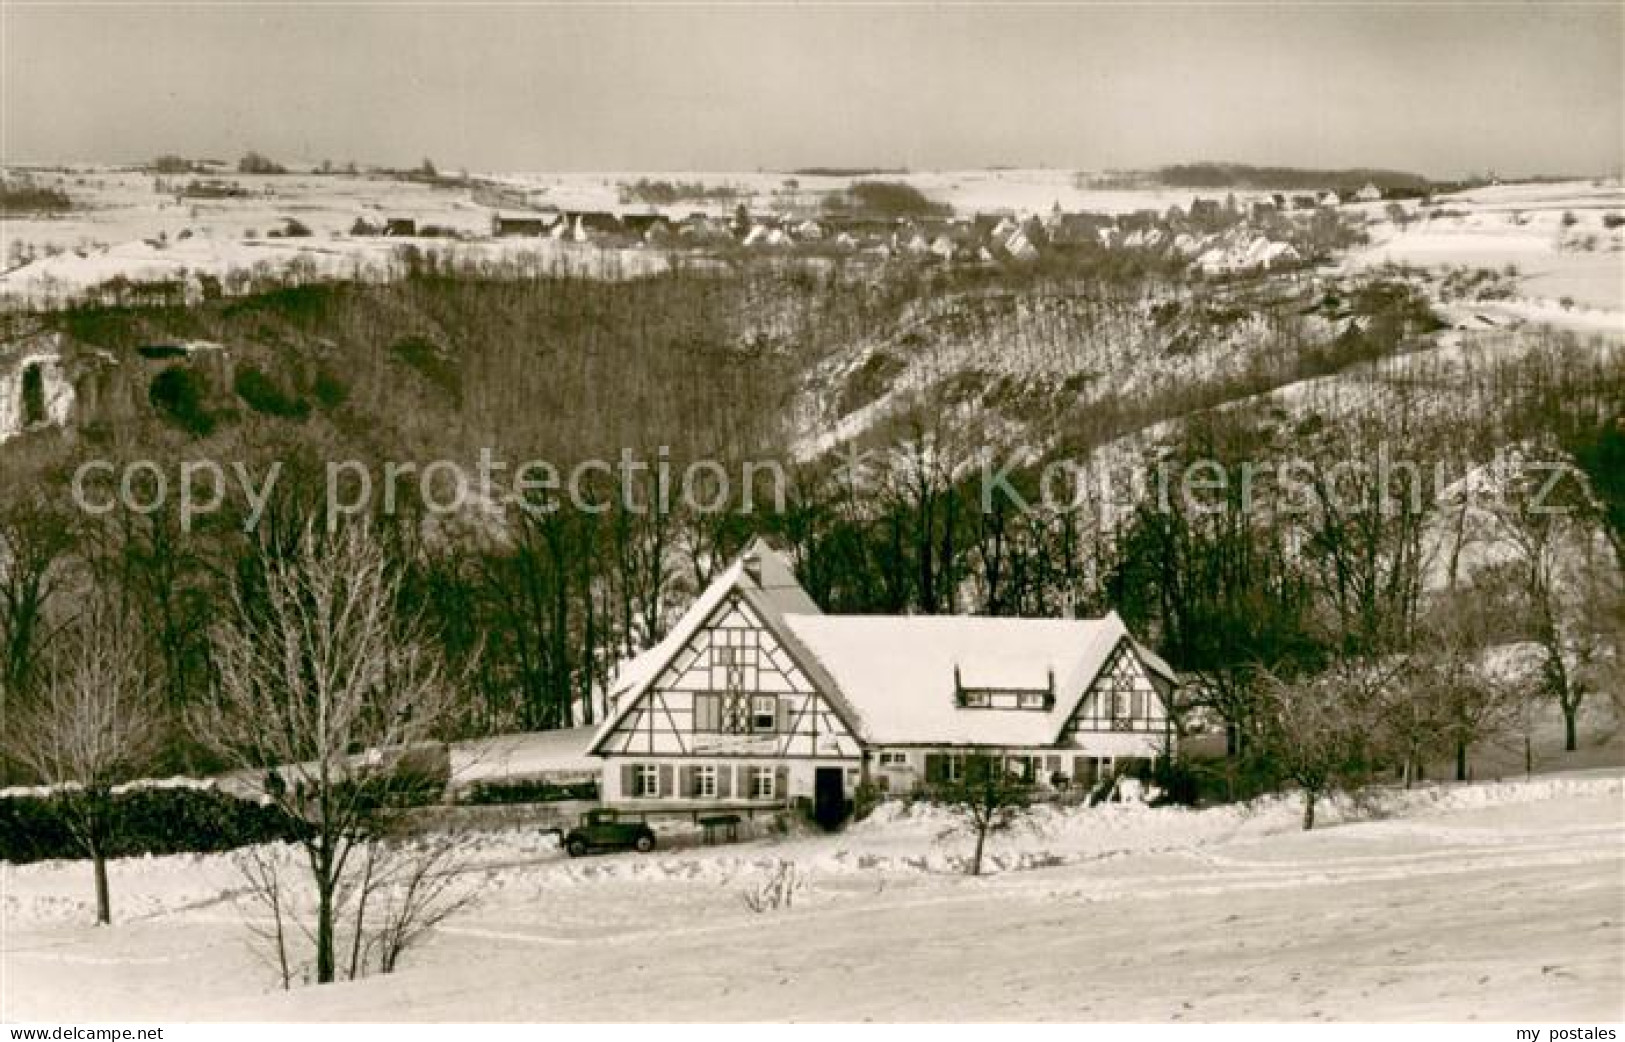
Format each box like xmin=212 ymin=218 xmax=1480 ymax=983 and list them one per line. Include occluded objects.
xmin=955 ymin=687 xmax=1052 ymax=710
xmin=953 ymin=661 xmax=1055 ymax=711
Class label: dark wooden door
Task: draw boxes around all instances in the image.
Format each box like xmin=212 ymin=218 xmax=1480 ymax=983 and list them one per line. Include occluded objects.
xmin=814 ymin=767 xmax=847 ymax=830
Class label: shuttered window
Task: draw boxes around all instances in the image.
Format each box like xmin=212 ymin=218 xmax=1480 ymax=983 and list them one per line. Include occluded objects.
xmin=694 ymin=765 xmax=717 ymax=798
xmin=694 ymin=694 xmax=720 ymax=732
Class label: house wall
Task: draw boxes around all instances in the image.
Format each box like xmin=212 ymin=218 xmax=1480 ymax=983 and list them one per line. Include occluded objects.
xmin=869 ymin=736 xmax=1165 ymax=795
xmin=600 ymin=755 xmax=860 ymax=807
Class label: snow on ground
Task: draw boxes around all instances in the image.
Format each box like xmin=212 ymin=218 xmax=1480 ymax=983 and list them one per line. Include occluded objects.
xmin=2 ymin=171 xmax=494 ymax=257
xmin=481 ymin=169 xmax=1267 ymax=219
xmin=4 ymin=769 xmax=1621 ymax=1021
xmin=0 ymin=170 xmax=676 ymax=306
xmin=0 ymin=231 xmax=670 ymax=306
xmin=1345 ymin=180 xmax=1625 ymax=332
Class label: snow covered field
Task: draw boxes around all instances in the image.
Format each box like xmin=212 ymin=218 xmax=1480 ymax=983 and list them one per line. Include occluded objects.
xmin=1346 ymin=180 xmax=1625 ymax=331
xmin=4 ymin=770 xmax=1621 ymax=1022
xmin=0 ymin=169 xmax=671 ymax=305
xmin=466 ymin=168 xmax=1262 ymax=219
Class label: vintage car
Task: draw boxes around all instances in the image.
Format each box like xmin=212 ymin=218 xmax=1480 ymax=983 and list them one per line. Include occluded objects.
xmin=559 ymin=808 xmax=657 ymax=856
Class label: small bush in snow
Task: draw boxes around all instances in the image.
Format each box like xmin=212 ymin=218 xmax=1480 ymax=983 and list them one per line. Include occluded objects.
xmin=741 ymin=859 xmax=806 ymax=913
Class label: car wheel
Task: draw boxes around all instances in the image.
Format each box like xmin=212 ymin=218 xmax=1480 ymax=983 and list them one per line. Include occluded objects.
xmin=567 ymin=838 xmax=587 ymax=858
xmin=634 ymin=834 xmax=655 ymax=853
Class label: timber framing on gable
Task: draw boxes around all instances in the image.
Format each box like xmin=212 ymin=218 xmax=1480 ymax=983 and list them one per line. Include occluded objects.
xmin=1058 ymin=637 xmax=1173 ymax=740
xmin=591 ymin=584 xmax=863 ymax=760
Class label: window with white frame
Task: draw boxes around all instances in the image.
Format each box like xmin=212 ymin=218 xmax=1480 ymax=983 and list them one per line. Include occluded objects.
xmin=751 ymin=694 xmax=777 ymax=733
xmin=878 ymin=751 xmax=908 ymax=767
xmin=750 ymin=766 xmax=775 ymax=799
xmin=961 ymin=690 xmax=991 ymax=708
xmin=634 ymin=764 xmax=659 ymax=798
xmin=945 ymin=754 xmax=965 ymax=782
xmin=1017 ymin=691 xmax=1047 ymax=709
xmin=693 ymin=765 xmax=717 ymax=799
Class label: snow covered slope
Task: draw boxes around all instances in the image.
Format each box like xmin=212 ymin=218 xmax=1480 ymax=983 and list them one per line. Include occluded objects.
xmin=4 ymin=771 xmax=1620 ymax=1021
xmin=1346 ymin=180 xmax=1624 ymax=332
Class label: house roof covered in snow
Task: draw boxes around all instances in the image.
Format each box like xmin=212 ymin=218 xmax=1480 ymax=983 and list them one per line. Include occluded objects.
xmin=779 ymin=611 xmax=1130 ymax=746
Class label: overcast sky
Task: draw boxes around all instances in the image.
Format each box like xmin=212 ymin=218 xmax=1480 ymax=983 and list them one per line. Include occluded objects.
xmin=3 ymin=3 xmax=1620 ymax=177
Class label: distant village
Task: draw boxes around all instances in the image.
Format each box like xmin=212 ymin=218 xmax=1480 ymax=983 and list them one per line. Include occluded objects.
xmin=444 ymin=179 xmax=1386 ymax=275
xmin=156 ymin=173 xmax=1386 ymax=276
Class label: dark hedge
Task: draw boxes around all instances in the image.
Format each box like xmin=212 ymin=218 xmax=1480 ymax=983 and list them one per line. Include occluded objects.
xmin=0 ymin=786 xmax=310 ymax=865
xmin=456 ymin=778 xmax=599 ymax=806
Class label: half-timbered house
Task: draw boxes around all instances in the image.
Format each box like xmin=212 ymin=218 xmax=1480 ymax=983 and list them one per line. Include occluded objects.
xmin=589 ymin=540 xmax=1178 ymax=820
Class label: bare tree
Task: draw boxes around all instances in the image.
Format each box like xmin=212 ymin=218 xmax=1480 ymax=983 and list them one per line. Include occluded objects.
xmin=3 ymin=596 xmax=160 ymax=924
xmin=351 ymin=835 xmax=477 ymax=976
xmin=233 ymin=844 xmax=297 ymax=989
xmin=193 ymin=523 xmax=459 ymax=984
xmin=933 ymin=753 xmax=1034 ymax=876
xmin=0 ymin=496 xmax=77 ymax=708
xmin=231 ymin=830 xmax=476 ymax=989
xmin=1372 ymin=660 xmax=1450 ymax=789
xmin=1256 ymin=659 xmax=1391 ymax=829
xmin=1484 ymin=458 xmax=1620 ymax=752
xmin=1423 ymin=588 xmax=1521 ymax=782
